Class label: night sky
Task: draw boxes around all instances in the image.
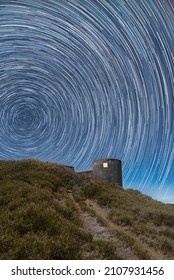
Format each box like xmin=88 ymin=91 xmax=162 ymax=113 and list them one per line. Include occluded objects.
xmin=0 ymin=0 xmax=173 ymax=203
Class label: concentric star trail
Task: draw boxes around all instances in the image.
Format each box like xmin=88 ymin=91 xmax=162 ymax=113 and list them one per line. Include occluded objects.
xmin=0 ymin=0 xmax=173 ymax=202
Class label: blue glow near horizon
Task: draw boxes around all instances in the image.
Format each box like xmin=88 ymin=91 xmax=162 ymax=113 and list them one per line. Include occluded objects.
xmin=0 ymin=0 xmax=173 ymax=203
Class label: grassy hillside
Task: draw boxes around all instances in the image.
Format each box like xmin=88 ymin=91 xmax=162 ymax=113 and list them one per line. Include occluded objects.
xmin=74 ymin=181 xmax=174 ymax=259
xmin=0 ymin=159 xmax=174 ymax=259
xmin=0 ymin=159 xmax=91 ymax=259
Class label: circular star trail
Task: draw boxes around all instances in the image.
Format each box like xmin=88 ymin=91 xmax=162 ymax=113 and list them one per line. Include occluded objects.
xmin=0 ymin=0 xmax=173 ymax=202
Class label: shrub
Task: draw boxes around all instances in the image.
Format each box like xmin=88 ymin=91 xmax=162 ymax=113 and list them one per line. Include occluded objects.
xmin=160 ymin=238 xmax=173 ymax=253
xmin=87 ymin=241 xmax=119 ymax=260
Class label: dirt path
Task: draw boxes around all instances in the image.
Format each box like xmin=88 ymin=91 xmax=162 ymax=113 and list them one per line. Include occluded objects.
xmin=85 ymin=199 xmax=164 ymax=260
xmin=68 ymin=193 xmax=137 ymax=259
xmin=68 ymin=193 xmax=113 ymax=241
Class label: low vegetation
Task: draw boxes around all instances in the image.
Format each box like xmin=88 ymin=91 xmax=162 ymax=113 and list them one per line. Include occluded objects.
xmin=78 ymin=181 xmax=174 ymax=259
xmin=0 ymin=159 xmax=174 ymax=259
xmin=0 ymin=160 xmax=91 ymax=259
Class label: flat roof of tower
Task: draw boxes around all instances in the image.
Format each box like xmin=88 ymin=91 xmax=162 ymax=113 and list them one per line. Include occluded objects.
xmin=93 ymin=158 xmax=121 ymax=162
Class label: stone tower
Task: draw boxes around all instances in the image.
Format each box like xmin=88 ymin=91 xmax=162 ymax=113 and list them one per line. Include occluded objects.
xmin=93 ymin=158 xmax=122 ymax=186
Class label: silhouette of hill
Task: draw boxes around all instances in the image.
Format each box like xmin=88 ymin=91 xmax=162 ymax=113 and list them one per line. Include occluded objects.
xmin=0 ymin=159 xmax=174 ymax=259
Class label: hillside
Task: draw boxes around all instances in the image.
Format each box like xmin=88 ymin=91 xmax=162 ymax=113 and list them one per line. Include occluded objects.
xmin=0 ymin=159 xmax=174 ymax=260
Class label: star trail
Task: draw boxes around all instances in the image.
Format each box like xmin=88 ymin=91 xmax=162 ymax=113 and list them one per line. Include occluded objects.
xmin=0 ymin=0 xmax=173 ymax=203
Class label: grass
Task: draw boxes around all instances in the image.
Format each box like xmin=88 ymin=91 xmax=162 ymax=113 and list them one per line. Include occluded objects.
xmin=78 ymin=180 xmax=174 ymax=259
xmin=83 ymin=240 xmax=120 ymax=260
xmin=0 ymin=159 xmax=91 ymax=259
xmin=1 ymin=159 xmax=174 ymax=259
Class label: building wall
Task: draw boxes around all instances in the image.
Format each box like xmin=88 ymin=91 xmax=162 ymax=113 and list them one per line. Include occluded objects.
xmin=76 ymin=158 xmax=123 ymax=186
xmin=93 ymin=158 xmax=122 ymax=186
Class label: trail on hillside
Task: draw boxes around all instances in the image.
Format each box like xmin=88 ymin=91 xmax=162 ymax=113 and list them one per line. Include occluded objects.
xmin=68 ymin=193 xmax=164 ymax=260
xmin=68 ymin=193 xmax=137 ymax=259
xmin=85 ymin=199 xmax=164 ymax=260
